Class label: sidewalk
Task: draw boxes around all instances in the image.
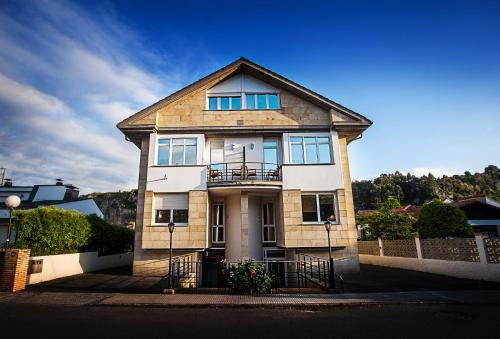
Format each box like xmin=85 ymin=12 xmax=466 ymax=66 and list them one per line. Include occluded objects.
xmin=2 ymin=290 xmax=500 ymax=308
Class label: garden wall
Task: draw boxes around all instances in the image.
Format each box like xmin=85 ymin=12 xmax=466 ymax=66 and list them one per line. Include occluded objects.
xmin=358 ymin=235 xmax=500 ymax=282
xmin=27 ymin=251 xmax=133 ymax=285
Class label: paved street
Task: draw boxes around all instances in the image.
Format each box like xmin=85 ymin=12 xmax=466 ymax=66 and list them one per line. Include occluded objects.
xmin=0 ymin=303 xmax=497 ymax=339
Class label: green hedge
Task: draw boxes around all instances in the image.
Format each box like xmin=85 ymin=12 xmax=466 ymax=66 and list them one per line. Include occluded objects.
xmin=13 ymin=207 xmax=134 ymax=256
xmin=416 ymin=200 xmax=474 ymax=238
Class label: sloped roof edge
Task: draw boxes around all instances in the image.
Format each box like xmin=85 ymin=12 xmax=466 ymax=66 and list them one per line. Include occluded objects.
xmin=117 ymin=57 xmax=373 ymax=129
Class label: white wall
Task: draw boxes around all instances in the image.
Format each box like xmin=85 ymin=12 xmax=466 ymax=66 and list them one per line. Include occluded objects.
xmin=281 ymin=130 xmax=344 ymax=191
xmin=51 ymin=199 xmax=104 ymax=218
xmin=225 ymin=194 xmax=242 ymax=262
xmin=359 ymin=254 xmax=500 ymax=283
xmin=27 ymin=251 xmax=133 ymax=285
xmin=224 ymin=137 xmax=264 ymax=170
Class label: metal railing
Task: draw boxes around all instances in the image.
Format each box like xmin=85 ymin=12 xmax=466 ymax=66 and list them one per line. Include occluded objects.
xmin=207 ymin=162 xmax=282 ymax=183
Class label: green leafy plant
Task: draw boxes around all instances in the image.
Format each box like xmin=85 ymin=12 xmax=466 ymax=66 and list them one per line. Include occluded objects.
xmin=13 ymin=207 xmax=134 ymax=256
xmin=416 ymin=200 xmax=474 ymax=238
xmin=226 ymin=260 xmax=272 ymax=294
xmin=359 ymin=196 xmax=417 ymax=240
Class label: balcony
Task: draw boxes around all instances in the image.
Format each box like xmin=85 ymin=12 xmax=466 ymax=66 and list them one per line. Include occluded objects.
xmin=207 ymin=162 xmax=282 ymax=186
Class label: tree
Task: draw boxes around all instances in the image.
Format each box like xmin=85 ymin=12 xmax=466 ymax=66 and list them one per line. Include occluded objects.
xmin=416 ymin=200 xmax=474 ymax=238
xmin=358 ymin=196 xmax=417 ymax=240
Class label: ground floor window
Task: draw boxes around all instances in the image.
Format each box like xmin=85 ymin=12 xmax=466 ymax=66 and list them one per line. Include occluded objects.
xmin=154 ymin=193 xmax=189 ymax=225
xmin=301 ymin=193 xmax=338 ymax=223
xmin=212 ymin=203 xmax=224 ymax=243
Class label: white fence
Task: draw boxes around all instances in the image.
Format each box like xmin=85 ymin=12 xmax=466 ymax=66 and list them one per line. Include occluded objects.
xmin=358 ymin=235 xmax=500 ymax=283
xmin=27 ymin=251 xmax=133 ymax=285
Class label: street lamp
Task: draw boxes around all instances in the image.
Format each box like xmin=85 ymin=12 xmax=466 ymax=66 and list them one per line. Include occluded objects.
xmin=5 ymin=195 xmax=21 ymax=249
xmin=168 ymin=221 xmax=175 ymax=289
xmin=324 ymin=215 xmax=335 ymax=290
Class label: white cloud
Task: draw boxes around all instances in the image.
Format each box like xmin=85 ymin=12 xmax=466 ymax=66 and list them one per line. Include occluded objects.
xmin=409 ymin=167 xmax=455 ymax=177
xmin=0 ymin=0 xmax=181 ymax=193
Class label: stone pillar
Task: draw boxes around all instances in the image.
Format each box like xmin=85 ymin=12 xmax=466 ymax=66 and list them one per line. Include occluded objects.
xmin=415 ymin=237 xmax=423 ymax=259
xmin=0 ymin=249 xmax=30 ymax=292
xmin=240 ymin=192 xmax=249 ymax=259
xmin=378 ymin=238 xmax=384 ymax=256
xmin=475 ymin=235 xmax=488 ymax=264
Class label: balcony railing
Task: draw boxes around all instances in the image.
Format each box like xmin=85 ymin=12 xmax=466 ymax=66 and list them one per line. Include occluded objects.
xmin=207 ymin=162 xmax=282 ymax=184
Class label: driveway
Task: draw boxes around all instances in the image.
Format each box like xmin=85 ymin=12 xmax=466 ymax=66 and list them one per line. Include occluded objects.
xmin=27 ymin=264 xmax=500 ymax=294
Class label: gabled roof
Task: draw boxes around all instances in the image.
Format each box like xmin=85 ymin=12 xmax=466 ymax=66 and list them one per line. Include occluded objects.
xmin=117 ymin=57 xmax=372 ymax=136
xmin=454 ymin=196 xmax=500 ymax=209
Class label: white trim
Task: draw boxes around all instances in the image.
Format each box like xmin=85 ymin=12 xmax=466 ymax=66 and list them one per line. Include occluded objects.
xmin=301 ymin=192 xmax=340 ymax=224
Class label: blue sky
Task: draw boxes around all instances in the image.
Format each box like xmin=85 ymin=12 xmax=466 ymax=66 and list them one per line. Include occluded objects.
xmin=0 ymin=0 xmax=499 ymax=193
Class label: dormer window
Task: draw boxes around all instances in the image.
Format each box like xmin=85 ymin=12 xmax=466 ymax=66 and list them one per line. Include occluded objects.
xmin=208 ymin=96 xmax=242 ymax=110
xmin=246 ymin=93 xmax=279 ymax=110
xmin=207 ymin=93 xmax=279 ymax=110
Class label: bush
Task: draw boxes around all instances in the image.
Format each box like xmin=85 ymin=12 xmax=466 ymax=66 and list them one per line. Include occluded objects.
xmin=13 ymin=207 xmax=134 ymax=256
xmin=416 ymin=200 xmax=474 ymax=238
xmin=87 ymin=214 xmax=134 ymax=255
xmin=14 ymin=207 xmax=91 ymax=256
xmin=359 ymin=196 xmax=417 ymax=240
xmin=226 ymin=260 xmax=272 ymax=294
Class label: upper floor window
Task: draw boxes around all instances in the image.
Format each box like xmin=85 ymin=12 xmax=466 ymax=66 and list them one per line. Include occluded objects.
xmin=207 ymin=93 xmax=279 ymax=110
xmin=157 ymin=138 xmax=197 ymax=166
xmin=290 ymin=136 xmax=331 ymax=164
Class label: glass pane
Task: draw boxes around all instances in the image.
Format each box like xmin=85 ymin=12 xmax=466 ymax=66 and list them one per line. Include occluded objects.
xmin=290 ymin=136 xmax=302 ymax=143
xmin=304 ymin=137 xmax=316 ymax=143
xmin=263 ymin=139 xmax=277 ymax=148
xmin=301 ymin=195 xmax=318 ymax=222
xmin=157 ymin=146 xmax=169 ymax=165
xmin=268 ymin=94 xmax=279 ymax=109
xmin=257 ymin=94 xmax=267 ymax=109
xmin=319 ymin=195 xmax=335 ymax=222
xmin=155 ymin=210 xmax=170 ymax=223
xmin=209 ymin=97 xmax=218 ymax=110
xmin=263 ymin=204 xmax=268 ymax=225
xmin=172 ymin=138 xmax=184 ymax=145
xmin=246 ymin=94 xmax=255 ymax=109
xmin=172 ymin=145 xmax=184 ymax=165
xmin=291 ymin=144 xmax=304 ymax=164
xmin=220 ymin=97 xmax=229 ymax=110
xmin=158 ymin=139 xmax=170 ymax=145
xmin=213 ymin=205 xmax=223 ymax=225
xmin=264 ymin=148 xmax=277 ymax=165
xmin=218 ymin=227 xmax=224 ymax=242
xmin=268 ymin=203 xmax=274 ymax=225
xmin=212 ymin=227 xmax=217 ymax=242
xmin=318 ymin=143 xmax=331 ymax=163
xmin=185 ymin=145 xmax=196 ymax=165
xmin=264 ymin=226 xmax=276 ymax=242
xmin=185 ymin=138 xmax=197 ymax=146
xmin=231 ymin=96 xmax=241 ymax=110
xmin=305 ymin=144 xmax=318 ymax=163
xmin=317 ymin=137 xmax=329 ymax=143
xmin=173 ymin=209 xmax=188 ymax=223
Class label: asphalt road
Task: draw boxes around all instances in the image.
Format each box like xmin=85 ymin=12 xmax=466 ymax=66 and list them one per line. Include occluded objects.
xmin=0 ymin=303 xmax=498 ymax=339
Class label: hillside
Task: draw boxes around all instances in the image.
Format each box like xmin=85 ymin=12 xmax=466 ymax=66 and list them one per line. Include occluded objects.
xmin=82 ymin=190 xmax=137 ymax=226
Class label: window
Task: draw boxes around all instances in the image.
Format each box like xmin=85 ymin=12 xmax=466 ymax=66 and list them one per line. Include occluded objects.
xmin=301 ymin=193 xmax=338 ymax=223
xmin=154 ymin=194 xmax=189 ymax=225
xmin=207 ymin=96 xmax=242 ymax=110
xmin=212 ymin=204 xmax=224 ymax=243
xmin=245 ymin=93 xmax=280 ymax=109
xmin=289 ymin=136 xmax=331 ymax=164
xmin=262 ymin=202 xmax=276 ymax=242
xmin=263 ymin=138 xmax=279 ymax=172
xmin=157 ymin=138 xmax=197 ymax=165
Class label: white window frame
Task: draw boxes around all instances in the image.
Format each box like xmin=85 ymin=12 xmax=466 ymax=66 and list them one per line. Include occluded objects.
xmin=206 ymin=95 xmax=242 ymax=110
xmin=289 ymin=136 xmax=332 ymax=164
xmin=211 ymin=202 xmax=225 ymax=244
xmin=301 ymin=192 xmax=339 ymax=225
xmin=153 ymin=194 xmax=189 ymax=227
xmin=156 ymin=138 xmax=197 ymax=166
xmin=262 ymin=201 xmax=276 ymax=243
xmin=244 ymin=93 xmax=280 ymax=110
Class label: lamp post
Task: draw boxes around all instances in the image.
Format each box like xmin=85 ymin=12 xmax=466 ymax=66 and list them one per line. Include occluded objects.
xmin=324 ymin=216 xmax=335 ymax=290
xmin=168 ymin=221 xmax=175 ymax=289
xmin=4 ymin=195 xmax=21 ymax=249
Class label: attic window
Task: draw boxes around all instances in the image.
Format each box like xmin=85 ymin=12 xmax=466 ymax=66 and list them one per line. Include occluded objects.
xmin=207 ymin=93 xmax=279 ymax=110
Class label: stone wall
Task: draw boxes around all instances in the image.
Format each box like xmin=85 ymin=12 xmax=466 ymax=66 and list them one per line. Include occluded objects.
xmin=0 ymin=249 xmax=30 ymax=292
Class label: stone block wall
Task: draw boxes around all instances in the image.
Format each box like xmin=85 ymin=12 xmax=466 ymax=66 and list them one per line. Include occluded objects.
xmin=0 ymin=249 xmax=30 ymax=292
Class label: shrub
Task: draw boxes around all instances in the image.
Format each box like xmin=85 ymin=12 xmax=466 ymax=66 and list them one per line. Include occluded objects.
xmin=226 ymin=260 xmax=272 ymax=294
xmin=359 ymin=196 xmax=417 ymax=240
xmin=416 ymin=200 xmax=474 ymax=238
xmin=13 ymin=207 xmax=134 ymax=256
xmin=14 ymin=207 xmax=91 ymax=256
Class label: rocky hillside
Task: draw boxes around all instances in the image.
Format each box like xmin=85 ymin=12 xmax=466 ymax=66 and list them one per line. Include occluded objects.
xmin=82 ymin=190 xmax=137 ymax=226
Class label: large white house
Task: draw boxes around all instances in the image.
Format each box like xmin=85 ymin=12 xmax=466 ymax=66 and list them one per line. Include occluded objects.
xmin=118 ymin=58 xmax=372 ymax=285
